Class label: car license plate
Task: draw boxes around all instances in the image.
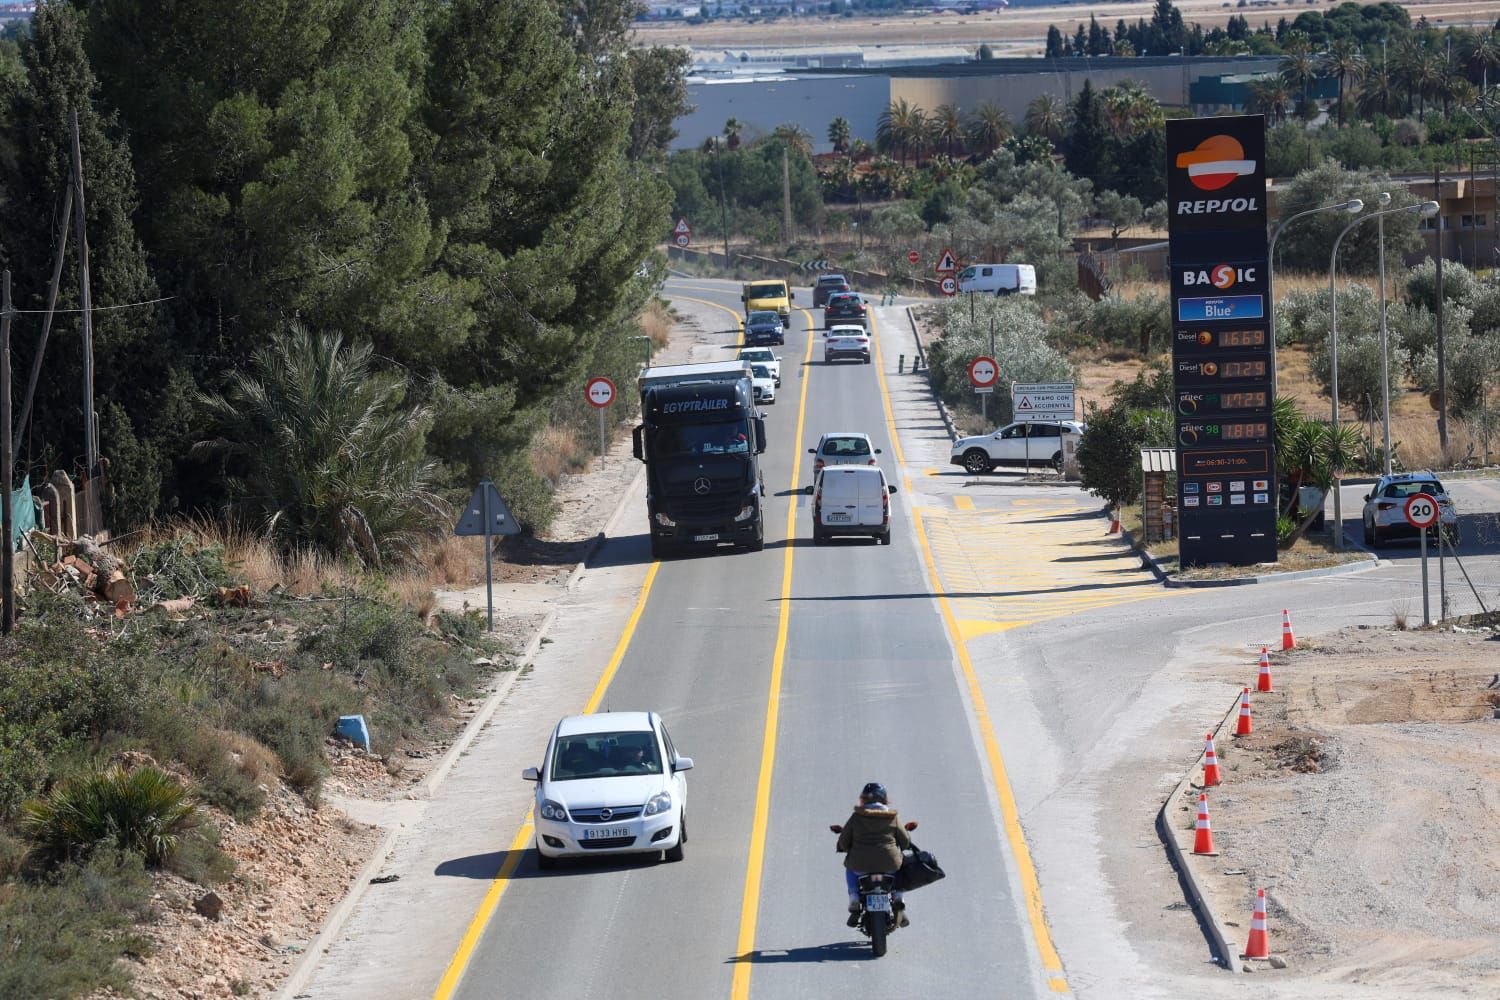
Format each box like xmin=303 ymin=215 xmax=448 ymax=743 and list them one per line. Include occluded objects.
xmin=694 ymin=533 xmax=719 ymax=542
xmin=865 ymin=893 xmax=891 ymax=913
xmin=583 ymin=826 xmax=629 ymax=840
xmin=827 ymin=512 xmax=850 ymax=522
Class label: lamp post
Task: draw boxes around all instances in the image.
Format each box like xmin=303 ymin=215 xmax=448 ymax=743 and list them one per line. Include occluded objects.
xmin=1375 ymin=191 xmax=1393 ymax=475
xmin=1328 ymin=200 xmax=1439 ymax=550
xmin=1268 ymin=198 xmax=1364 ymax=374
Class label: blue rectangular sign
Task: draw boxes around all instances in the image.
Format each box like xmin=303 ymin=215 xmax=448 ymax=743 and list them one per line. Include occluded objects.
xmin=1177 ymin=294 xmax=1264 ymax=322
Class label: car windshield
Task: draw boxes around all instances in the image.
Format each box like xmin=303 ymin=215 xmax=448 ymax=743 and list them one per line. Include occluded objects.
xmin=1384 ymin=480 xmax=1444 ymax=499
xmin=747 ymin=312 xmax=779 ymax=325
xmin=551 ymin=731 xmax=662 ymax=780
xmin=822 ymin=436 xmax=870 ymax=456
xmin=653 ymin=422 xmax=750 ymax=458
xmin=752 ymin=364 xmax=771 ymax=378
xmin=748 ymin=284 xmax=784 ymax=298
xmin=819 ymin=276 xmax=846 ymax=286
xmin=739 ymin=349 xmax=771 ymax=360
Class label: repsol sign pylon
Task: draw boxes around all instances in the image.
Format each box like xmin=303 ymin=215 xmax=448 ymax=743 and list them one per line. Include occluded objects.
xmin=1166 ymin=116 xmax=1277 ymax=567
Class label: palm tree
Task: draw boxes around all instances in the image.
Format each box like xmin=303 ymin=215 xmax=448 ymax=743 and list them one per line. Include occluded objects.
xmin=1101 ymin=81 xmax=1161 ymax=136
xmin=964 ymin=101 xmax=1012 ymax=157
xmin=1246 ymin=76 xmax=1293 ymax=124
xmin=1410 ymin=44 xmax=1444 ymax=118
xmin=771 ymin=122 xmax=813 ymax=157
xmin=1356 ymin=64 xmax=1396 ymax=119
xmin=193 ymin=323 xmax=450 ymax=567
xmin=932 ymin=103 xmax=964 ymax=157
xmin=1023 ymin=93 xmax=1066 ymax=142
xmin=723 ymin=117 xmax=743 ymax=150
xmin=1461 ymin=29 xmax=1500 ymax=93
xmin=876 ymin=98 xmax=921 ymax=166
xmin=1279 ymin=35 xmax=1317 ymax=110
xmin=827 ymin=116 xmax=851 ymax=154
xmin=1319 ymin=38 xmax=1366 ymax=127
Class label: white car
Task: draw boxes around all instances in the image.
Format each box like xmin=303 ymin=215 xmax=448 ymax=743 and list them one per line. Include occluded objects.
xmin=738 ymin=347 xmax=781 ymax=386
xmin=808 ymin=432 xmax=881 ymax=474
xmin=1361 ymin=472 xmax=1459 ymax=548
xmin=950 ymin=420 xmax=1085 ymax=474
xmin=749 ymin=363 xmax=776 ymax=404
xmin=823 ymin=324 xmax=871 ymax=364
xmin=811 ymin=465 xmax=896 ymax=544
xmin=523 ymin=711 xmax=692 ymax=867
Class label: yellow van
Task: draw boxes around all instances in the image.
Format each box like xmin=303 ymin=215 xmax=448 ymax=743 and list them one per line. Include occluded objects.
xmin=741 ymin=279 xmax=792 ymax=319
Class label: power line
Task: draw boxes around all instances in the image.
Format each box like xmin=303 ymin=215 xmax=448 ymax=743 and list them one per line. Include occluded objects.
xmin=2 ymin=294 xmax=176 ymax=315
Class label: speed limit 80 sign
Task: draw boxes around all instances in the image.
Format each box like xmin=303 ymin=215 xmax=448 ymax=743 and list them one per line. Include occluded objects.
xmin=1403 ymin=493 xmax=1439 ymax=529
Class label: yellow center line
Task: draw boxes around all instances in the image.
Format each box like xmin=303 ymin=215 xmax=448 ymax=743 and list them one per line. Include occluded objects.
xmin=729 ymin=306 xmax=816 ymax=1000
xmin=870 ymin=310 xmax=1071 ymax=995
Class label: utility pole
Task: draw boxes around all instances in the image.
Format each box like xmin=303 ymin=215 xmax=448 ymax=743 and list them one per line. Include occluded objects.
xmin=14 ymin=184 xmax=71 ymax=453
xmin=69 ymin=109 xmax=97 ymax=486
xmin=2 ymin=270 xmax=14 ymax=635
xmin=782 ymin=147 xmax=792 ymax=243
xmin=713 ymin=137 xmax=730 ymax=265
xmin=1434 ymin=165 xmax=1448 ymax=450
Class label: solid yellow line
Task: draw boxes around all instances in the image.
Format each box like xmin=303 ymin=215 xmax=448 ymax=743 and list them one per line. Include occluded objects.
xmin=729 ymin=306 xmax=815 ymax=1000
xmin=667 ymin=291 xmax=746 ymax=348
xmin=869 ymin=311 xmax=1070 ymax=992
xmin=432 ymin=561 xmax=661 ymax=1000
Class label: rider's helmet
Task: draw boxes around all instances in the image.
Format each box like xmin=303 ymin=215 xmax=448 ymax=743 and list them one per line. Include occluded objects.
xmin=860 ymin=782 xmax=888 ymax=804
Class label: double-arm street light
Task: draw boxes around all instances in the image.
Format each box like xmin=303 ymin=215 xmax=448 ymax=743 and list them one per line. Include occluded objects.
xmin=1267 ymin=198 xmax=1364 ymax=373
xmin=1327 ymin=199 xmax=1440 ymax=549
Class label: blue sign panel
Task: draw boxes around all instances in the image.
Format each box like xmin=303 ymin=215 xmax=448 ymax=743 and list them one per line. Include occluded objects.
xmin=1177 ymin=294 xmax=1265 ymax=322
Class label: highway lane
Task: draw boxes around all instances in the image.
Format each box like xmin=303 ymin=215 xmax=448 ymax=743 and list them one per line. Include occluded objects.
xmin=445 ymin=279 xmax=1056 ymax=999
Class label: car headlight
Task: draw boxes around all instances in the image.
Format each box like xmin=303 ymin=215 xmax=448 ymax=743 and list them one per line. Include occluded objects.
xmin=643 ymin=791 xmax=673 ymax=816
xmin=735 ymin=504 xmax=756 ymax=522
xmin=540 ymin=799 xmax=569 ymax=821
xmin=654 ymin=512 xmax=676 ymax=527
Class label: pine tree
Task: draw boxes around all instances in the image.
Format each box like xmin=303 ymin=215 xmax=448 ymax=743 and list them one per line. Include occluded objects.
xmin=1046 ymin=25 xmax=1066 ymax=59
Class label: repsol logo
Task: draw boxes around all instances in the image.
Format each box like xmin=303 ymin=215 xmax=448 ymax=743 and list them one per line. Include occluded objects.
xmin=662 ymin=398 xmax=730 ymax=414
xmin=1176 ymin=198 xmax=1259 ymax=215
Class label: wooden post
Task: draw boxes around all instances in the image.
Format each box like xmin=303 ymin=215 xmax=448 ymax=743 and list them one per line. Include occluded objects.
xmin=2 ymin=270 xmax=14 ymax=634
xmin=70 ymin=108 xmax=97 ymax=481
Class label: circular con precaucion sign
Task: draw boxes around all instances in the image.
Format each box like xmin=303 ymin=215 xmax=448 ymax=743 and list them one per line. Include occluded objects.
xmin=967 ymin=356 xmax=999 ymax=389
xmin=1403 ymin=493 xmax=1439 ymax=529
xmin=585 ymin=376 xmax=616 ymax=408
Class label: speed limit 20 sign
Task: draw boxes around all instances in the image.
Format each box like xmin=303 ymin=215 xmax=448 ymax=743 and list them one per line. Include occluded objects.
xmin=1403 ymin=493 xmax=1439 ymax=529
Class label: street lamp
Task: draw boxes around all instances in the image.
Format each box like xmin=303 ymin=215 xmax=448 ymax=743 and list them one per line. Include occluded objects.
xmin=1375 ymin=191 xmax=1392 ymax=476
xmin=1268 ymin=198 xmax=1363 ymax=372
xmin=1327 ymin=199 xmax=1439 ymax=549
xmin=630 ymin=334 xmax=652 ymax=369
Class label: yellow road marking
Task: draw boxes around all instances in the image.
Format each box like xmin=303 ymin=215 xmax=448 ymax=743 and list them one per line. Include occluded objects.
xmin=953 ymin=494 xmax=975 ymax=510
xmin=432 ymin=561 xmax=662 ymax=999
xmin=729 ymin=307 xmax=815 ymax=1000
xmin=668 ymin=292 xmax=746 ymax=348
xmin=869 ymin=311 xmax=1071 ymax=994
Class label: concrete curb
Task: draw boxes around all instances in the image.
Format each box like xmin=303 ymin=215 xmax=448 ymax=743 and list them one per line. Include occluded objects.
xmin=1112 ymin=511 xmax=1381 ymax=587
xmin=1156 ymin=693 xmax=1245 ymax=974
xmin=277 ymin=463 xmax=646 ymax=1000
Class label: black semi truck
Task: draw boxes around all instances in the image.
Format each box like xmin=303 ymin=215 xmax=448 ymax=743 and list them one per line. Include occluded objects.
xmin=633 ymin=361 xmax=767 ymax=558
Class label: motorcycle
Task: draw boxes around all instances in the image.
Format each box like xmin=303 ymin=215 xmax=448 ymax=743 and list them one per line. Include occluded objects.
xmin=829 ymin=820 xmax=918 ymax=958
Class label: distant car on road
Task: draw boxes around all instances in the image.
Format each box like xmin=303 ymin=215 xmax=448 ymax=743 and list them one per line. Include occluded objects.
xmin=809 ymin=432 xmax=881 ymax=474
xmin=1361 ymin=472 xmax=1458 ymax=547
xmin=950 ymin=420 xmax=1085 ymax=474
xmin=749 ymin=363 xmax=777 ymax=404
xmin=823 ymin=324 xmax=871 ymax=364
xmin=737 ymin=346 xmax=780 ymax=386
xmin=744 ymin=310 xmax=785 ymax=346
xmin=824 ymin=291 xmax=868 ymax=330
xmin=522 ymin=711 xmax=692 ymax=867
xmin=812 ymin=274 xmax=851 ymax=308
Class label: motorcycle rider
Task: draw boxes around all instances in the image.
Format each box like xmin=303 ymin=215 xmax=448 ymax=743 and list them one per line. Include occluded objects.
xmin=831 ymin=782 xmax=915 ymax=928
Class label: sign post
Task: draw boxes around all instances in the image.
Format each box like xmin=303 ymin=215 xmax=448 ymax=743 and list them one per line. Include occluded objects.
xmin=586 ymin=376 xmax=616 ymax=456
xmin=455 ymin=479 xmax=521 ymax=631
xmin=969 ymin=356 xmax=999 ymax=423
xmin=1404 ymin=493 xmax=1440 ymax=625
xmin=1166 ymin=115 xmax=1276 ymax=567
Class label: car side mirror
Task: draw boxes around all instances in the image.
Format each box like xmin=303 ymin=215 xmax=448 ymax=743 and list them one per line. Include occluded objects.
xmin=521 ymin=767 xmax=540 ymax=782
xmin=808 ymin=448 xmax=816 ymax=454
xmin=875 ymin=448 xmax=883 ymax=454
xmin=888 ymin=485 xmax=898 ymax=495
xmin=632 ymin=425 xmax=645 ymax=462
xmin=673 ymin=756 xmax=694 ymax=772
xmin=904 ymin=821 xmax=918 ymax=831
xmin=805 ymin=484 xmax=815 ymax=495
xmin=1363 ymin=494 xmax=1371 ymax=502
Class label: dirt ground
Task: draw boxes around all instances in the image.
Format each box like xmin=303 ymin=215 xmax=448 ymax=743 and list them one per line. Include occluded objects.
xmin=1182 ymin=622 xmax=1500 ymax=993
xmin=635 ymin=0 xmax=1499 ymax=50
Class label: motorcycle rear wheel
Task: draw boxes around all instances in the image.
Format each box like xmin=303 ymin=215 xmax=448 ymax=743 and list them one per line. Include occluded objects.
xmin=867 ymin=909 xmax=888 ymax=957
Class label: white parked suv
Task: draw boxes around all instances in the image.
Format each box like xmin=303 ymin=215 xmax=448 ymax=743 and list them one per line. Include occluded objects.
xmin=1361 ymin=472 xmax=1459 ymax=547
xmin=738 ymin=347 xmax=780 ymax=386
xmin=522 ymin=711 xmax=693 ymax=867
xmin=950 ymin=420 xmax=1084 ymax=474
xmin=809 ymin=432 xmax=881 ymax=474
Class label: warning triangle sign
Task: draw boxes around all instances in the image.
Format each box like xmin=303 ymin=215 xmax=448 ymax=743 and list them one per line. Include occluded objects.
xmin=936 ymin=248 xmax=957 ymax=273
xmin=455 ymin=479 xmax=521 ymax=537
xmin=674 ymin=217 xmax=691 ymax=234
xmin=1016 ymin=395 xmax=1033 ymax=411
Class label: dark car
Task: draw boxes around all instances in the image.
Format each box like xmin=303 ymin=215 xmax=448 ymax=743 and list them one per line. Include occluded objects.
xmin=744 ymin=310 xmax=785 ymax=346
xmin=812 ymin=274 xmax=851 ymax=308
xmin=823 ymin=291 xmax=868 ymax=329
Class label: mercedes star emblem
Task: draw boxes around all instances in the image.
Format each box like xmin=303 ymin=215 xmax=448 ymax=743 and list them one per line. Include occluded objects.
xmin=693 ymin=477 xmax=712 ymax=495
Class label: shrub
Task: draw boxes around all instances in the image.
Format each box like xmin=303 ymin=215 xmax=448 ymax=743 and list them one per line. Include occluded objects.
xmin=1308 ymin=317 xmax=1409 ymax=420
xmin=22 ymin=765 xmax=196 ymax=865
xmin=0 ymin=850 xmax=153 ymax=998
xmin=128 ymin=532 xmax=239 ymax=602
xmin=925 ymin=296 xmax=1073 ymax=423
xmin=1405 ymin=257 xmax=1479 ymax=313
xmin=1074 ymin=291 xmax=1170 ymax=355
xmin=1076 ymin=402 xmax=1172 ymax=509
xmin=1391 ymin=118 xmax=1425 ymax=146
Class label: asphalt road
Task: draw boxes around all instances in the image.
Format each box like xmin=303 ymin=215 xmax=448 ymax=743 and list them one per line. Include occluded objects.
xmin=448 ymin=281 xmax=1051 ymax=998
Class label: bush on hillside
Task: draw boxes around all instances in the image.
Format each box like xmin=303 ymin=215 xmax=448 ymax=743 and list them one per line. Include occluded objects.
xmin=925 ymin=296 xmax=1072 ymax=424
xmin=22 ymin=765 xmax=196 ymax=866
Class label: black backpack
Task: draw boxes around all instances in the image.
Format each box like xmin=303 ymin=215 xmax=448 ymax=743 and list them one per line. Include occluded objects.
xmin=893 ymin=841 xmax=946 ymax=892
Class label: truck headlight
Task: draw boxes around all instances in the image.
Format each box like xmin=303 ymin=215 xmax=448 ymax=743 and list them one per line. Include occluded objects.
xmin=735 ymin=504 xmax=756 ymax=522
xmin=654 ymin=512 xmax=676 ymax=527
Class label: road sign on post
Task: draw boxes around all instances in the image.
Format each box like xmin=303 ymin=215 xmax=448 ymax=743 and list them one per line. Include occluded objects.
xmin=935 ymin=248 xmax=958 ymax=274
xmin=586 ymin=376 xmax=616 ymax=457
xmin=455 ymin=479 xmax=521 ymax=632
xmin=969 ymin=355 xmax=998 ymax=422
xmin=1405 ymin=493 xmax=1440 ymax=626
xmin=906 ymin=250 xmax=920 ymax=265
xmin=939 ymin=276 xmax=957 ymax=296
xmin=1011 ymin=382 xmax=1076 ymax=422
xmin=672 ymin=217 xmax=691 ymax=248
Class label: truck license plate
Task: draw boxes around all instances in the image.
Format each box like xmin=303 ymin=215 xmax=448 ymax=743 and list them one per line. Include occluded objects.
xmin=694 ymin=533 xmax=719 ymax=542
xmin=583 ymin=826 xmax=630 ymax=840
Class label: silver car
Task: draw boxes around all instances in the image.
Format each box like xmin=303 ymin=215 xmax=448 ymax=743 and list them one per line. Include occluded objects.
xmin=1361 ymin=472 xmax=1458 ymax=547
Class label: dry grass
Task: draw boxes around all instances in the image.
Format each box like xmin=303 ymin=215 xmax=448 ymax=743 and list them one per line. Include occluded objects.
xmin=531 ymin=424 xmax=593 ymax=489
xmin=425 ymin=534 xmax=485 ymax=587
xmin=283 ymin=547 xmax=357 ymax=597
xmin=392 ymin=574 xmax=439 ymax=625
xmin=640 ymin=298 xmax=674 ymax=350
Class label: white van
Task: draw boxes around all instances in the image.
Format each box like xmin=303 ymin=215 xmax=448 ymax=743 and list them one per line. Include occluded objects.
xmin=811 ymin=466 xmax=896 ymax=545
xmin=957 ymin=263 xmax=1036 ymax=296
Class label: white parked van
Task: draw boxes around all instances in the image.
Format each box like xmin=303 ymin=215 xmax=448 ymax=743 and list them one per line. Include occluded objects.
xmin=811 ymin=465 xmax=896 ymax=544
xmin=957 ymin=263 xmax=1036 ymax=296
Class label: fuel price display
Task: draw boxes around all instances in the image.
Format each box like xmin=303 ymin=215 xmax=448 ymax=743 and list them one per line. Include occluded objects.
xmin=1174 ymin=327 xmax=1268 ymax=351
xmin=1178 ymin=387 xmax=1272 ymax=417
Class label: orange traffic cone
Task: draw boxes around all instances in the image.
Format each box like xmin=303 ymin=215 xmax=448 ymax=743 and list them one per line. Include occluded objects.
xmin=1107 ymin=511 xmax=1121 ymax=534
xmin=1192 ymin=793 xmax=1217 ymax=855
xmin=1202 ymin=732 xmax=1223 ymax=787
xmin=1242 ymin=888 xmax=1270 ymax=959
xmin=1281 ymin=609 xmax=1296 ymax=651
xmin=1257 ymin=647 xmax=1274 ymax=693
xmin=1234 ymin=687 xmax=1253 ymax=737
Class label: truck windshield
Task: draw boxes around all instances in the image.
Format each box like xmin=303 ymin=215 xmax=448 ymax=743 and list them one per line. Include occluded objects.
xmin=748 ymin=283 xmax=784 ymax=298
xmin=653 ymin=422 xmax=750 ymax=459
